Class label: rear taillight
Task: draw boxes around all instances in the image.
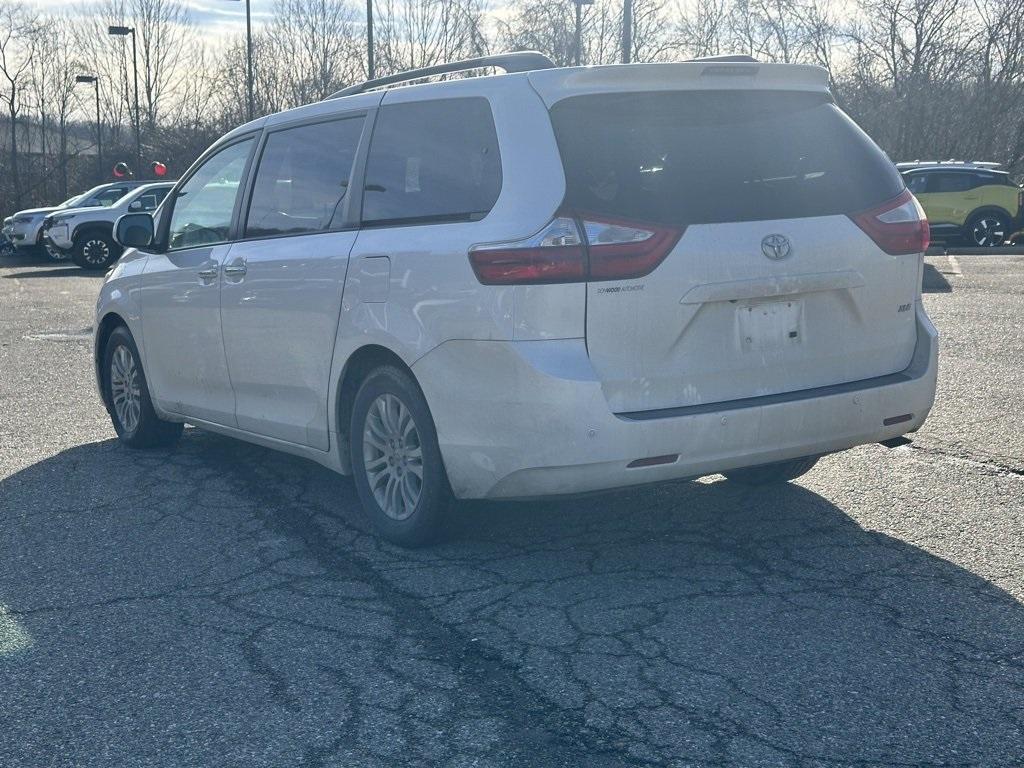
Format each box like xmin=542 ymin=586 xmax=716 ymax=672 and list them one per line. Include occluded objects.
xmin=468 ymin=213 xmax=681 ymax=285
xmin=468 ymin=217 xmax=585 ymax=285
xmin=850 ymin=189 xmax=929 ymax=255
xmin=580 ymin=214 xmax=682 ymax=280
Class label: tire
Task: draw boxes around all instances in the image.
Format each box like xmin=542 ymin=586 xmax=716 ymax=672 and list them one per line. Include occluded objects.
xmin=723 ymin=456 xmax=819 ymax=486
xmin=102 ymin=326 xmax=183 ymax=449
xmin=964 ymin=211 xmax=1011 ymax=248
xmin=350 ymin=365 xmax=452 ymax=547
xmin=44 ymin=244 xmax=71 ymax=262
xmin=72 ymin=230 xmax=122 ymax=270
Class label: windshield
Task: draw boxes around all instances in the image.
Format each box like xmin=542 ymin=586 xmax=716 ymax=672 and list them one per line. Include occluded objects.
xmin=58 ymin=194 xmax=85 ymax=209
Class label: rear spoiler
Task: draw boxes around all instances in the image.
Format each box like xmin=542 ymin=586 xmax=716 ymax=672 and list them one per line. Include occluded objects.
xmin=527 ymin=61 xmax=830 ymax=107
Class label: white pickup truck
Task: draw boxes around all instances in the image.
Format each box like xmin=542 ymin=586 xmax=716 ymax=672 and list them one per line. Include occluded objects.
xmin=44 ymin=182 xmax=174 ymax=270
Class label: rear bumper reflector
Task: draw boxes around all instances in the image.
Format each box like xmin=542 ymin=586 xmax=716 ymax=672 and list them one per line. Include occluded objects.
xmin=883 ymin=413 xmax=913 ymax=426
xmin=627 ymin=454 xmax=679 ymax=468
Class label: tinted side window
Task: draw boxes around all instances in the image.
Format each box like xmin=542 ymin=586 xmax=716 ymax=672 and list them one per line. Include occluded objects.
xmin=905 ymin=173 xmax=929 ymax=195
xmin=246 ymin=117 xmax=364 ymax=238
xmin=90 ymin=187 xmax=130 ymax=207
xmin=930 ymin=173 xmax=973 ymax=193
xmin=362 ymin=98 xmax=501 ymax=226
xmin=972 ymin=173 xmax=998 ymax=188
xmin=168 ymin=138 xmax=254 ymax=250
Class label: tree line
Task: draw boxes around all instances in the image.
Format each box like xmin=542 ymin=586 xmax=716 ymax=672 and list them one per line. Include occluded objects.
xmin=2 ymin=0 xmax=1023 ymax=212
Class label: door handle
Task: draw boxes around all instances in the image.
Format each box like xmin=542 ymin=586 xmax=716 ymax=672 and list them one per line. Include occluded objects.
xmin=223 ymin=261 xmax=247 ymax=277
xmin=197 ymin=266 xmax=219 ymax=279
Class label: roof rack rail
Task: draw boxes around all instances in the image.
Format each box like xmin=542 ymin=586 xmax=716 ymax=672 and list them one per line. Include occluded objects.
xmin=895 ymin=160 xmax=1003 ymax=170
xmin=326 ymin=51 xmax=556 ymax=100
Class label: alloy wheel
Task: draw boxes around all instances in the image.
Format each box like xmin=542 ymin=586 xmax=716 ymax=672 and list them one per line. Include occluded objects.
xmin=82 ymin=238 xmax=111 ymax=265
xmin=362 ymin=393 xmax=424 ymax=521
xmin=110 ymin=344 xmax=142 ymax=434
xmin=971 ymin=216 xmax=1006 ymax=247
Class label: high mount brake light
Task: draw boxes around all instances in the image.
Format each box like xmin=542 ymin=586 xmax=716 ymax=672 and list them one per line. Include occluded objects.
xmin=850 ymin=189 xmax=930 ymax=255
xmin=468 ymin=213 xmax=682 ymax=285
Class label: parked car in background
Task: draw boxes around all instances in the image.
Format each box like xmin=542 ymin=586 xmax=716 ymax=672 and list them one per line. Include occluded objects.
xmin=97 ymin=53 xmax=937 ymax=546
xmin=898 ymin=161 xmax=1023 ymax=247
xmin=45 ymin=182 xmax=174 ymax=270
xmin=5 ymin=182 xmax=150 ymax=261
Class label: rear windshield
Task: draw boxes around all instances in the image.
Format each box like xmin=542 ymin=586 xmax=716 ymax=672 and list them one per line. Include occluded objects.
xmin=549 ymin=91 xmax=904 ymax=227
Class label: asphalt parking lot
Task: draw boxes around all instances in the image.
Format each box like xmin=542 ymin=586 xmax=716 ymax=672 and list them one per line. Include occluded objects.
xmin=1 ymin=253 xmax=1022 ymax=767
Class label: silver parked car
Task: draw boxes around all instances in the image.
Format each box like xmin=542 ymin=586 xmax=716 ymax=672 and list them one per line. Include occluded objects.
xmin=95 ymin=53 xmax=938 ymax=545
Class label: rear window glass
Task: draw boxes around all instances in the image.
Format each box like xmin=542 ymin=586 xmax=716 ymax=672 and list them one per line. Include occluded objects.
xmin=550 ymin=91 xmax=904 ymax=227
xmin=362 ymin=98 xmax=501 ymax=226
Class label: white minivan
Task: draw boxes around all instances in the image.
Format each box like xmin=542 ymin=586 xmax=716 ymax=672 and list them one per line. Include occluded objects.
xmin=98 ymin=53 xmax=938 ymax=545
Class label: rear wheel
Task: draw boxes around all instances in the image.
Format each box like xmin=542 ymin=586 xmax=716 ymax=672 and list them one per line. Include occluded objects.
xmin=350 ymin=365 xmax=451 ymax=547
xmin=103 ymin=326 xmax=183 ymax=448
xmin=72 ymin=231 xmax=122 ymax=270
xmin=965 ymin=212 xmax=1010 ymax=248
xmin=723 ymin=456 xmax=819 ymax=486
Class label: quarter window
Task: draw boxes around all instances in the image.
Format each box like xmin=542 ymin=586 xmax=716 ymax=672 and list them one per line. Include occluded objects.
xmin=362 ymin=98 xmax=501 ymax=226
xmin=168 ymin=138 xmax=254 ymax=250
xmin=246 ymin=117 xmax=364 ymax=238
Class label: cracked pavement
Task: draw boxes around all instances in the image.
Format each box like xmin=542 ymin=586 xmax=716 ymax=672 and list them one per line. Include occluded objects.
xmin=1 ymin=253 xmax=1022 ymax=766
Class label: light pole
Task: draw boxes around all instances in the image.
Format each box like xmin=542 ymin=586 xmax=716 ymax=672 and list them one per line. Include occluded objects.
xmin=573 ymin=0 xmax=594 ymax=66
xmin=223 ymin=0 xmax=254 ymax=121
xmin=76 ymin=75 xmax=103 ymax=182
xmin=108 ymin=25 xmax=141 ymax=176
xmin=366 ymin=0 xmax=375 ymax=79
xmin=621 ymin=0 xmax=632 ymax=63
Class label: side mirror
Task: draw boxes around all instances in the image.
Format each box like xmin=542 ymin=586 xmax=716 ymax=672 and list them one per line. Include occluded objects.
xmin=114 ymin=212 xmax=155 ymax=250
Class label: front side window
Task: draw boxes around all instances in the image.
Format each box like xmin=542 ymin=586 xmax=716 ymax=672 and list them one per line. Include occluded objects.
xmin=246 ymin=117 xmax=364 ymax=238
xmin=362 ymin=98 xmax=501 ymax=226
xmin=168 ymin=138 xmax=254 ymax=250
xmin=930 ymin=173 xmax=973 ymax=194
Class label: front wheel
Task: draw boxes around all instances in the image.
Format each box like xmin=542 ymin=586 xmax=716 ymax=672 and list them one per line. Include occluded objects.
xmin=44 ymin=244 xmax=71 ymax=262
xmin=103 ymin=326 xmax=183 ymax=448
xmin=965 ymin=212 xmax=1011 ymax=248
xmin=72 ymin=231 xmax=122 ymax=270
xmin=723 ymin=456 xmax=819 ymax=486
xmin=350 ymin=366 xmax=452 ymax=547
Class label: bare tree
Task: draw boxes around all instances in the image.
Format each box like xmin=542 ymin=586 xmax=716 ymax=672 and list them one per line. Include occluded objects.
xmin=0 ymin=1 xmax=39 ymax=208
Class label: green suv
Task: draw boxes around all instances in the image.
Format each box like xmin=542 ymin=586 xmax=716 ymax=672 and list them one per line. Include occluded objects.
xmin=899 ymin=162 xmax=1022 ymax=247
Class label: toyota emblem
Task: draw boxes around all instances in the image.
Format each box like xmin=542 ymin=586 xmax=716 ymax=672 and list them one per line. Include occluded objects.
xmin=761 ymin=234 xmax=792 ymax=260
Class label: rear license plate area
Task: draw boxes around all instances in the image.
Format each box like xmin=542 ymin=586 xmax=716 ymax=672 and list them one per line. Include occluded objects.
xmin=738 ymin=299 xmax=803 ymax=352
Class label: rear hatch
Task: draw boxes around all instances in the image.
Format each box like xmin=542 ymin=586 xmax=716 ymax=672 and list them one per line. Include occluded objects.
xmin=546 ymin=84 xmax=923 ymax=414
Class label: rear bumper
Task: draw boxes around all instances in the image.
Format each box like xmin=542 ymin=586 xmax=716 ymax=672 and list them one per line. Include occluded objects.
xmin=414 ymin=304 xmax=938 ymax=499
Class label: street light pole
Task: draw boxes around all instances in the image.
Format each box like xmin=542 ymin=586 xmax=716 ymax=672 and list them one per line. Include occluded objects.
xmin=574 ymin=0 xmax=582 ymax=66
xmin=621 ymin=0 xmax=632 ymax=63
xmin=245 ymin=0 xmax=253 ymax=120
xmin=366 ymin=0 xmax=375 ymax=79
xmin=108 ymin=26 xmax=141 ymax=175
xmin=222 ymin=0 xmax=254 ymax=121
xmin=76 ymin=75 xmax=103 ymax=182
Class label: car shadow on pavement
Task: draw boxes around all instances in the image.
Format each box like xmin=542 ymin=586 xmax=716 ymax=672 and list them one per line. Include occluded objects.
xmin=2 ymin=268 xmax=99 ymax=279
xmin=1 ymin=430 xmax=1021 ymax=765
xmin=922 ymin=262 xmax=953 ymax=293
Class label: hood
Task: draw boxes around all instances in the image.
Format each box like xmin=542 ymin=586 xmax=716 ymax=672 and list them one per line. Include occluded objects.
xmin=13 ymin=207 xmax=58 ymax=218
xmin=50 ymin=205 xmax=111 ymax=220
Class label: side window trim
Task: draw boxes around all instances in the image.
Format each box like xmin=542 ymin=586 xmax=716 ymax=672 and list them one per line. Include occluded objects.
xmin=158 ymin=131 xmax=261 ymax=253
xmin=236 ymin=108 xmax=374 ymax=243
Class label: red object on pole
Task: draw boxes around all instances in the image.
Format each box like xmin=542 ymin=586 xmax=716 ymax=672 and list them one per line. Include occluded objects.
xmin=151 ymin=161 xmax=168 ymax=177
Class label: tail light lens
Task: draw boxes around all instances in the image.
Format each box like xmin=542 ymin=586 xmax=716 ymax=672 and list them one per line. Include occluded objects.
xmin=468 ymin=213 xmax=682 ymax=285
xmin=580 ymin=214 xmax=682 ymax=280
xmin=850 ymin=189 xmax=929 ymax=255
xmin=469 ymin=217 xmax=585 ymax=285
